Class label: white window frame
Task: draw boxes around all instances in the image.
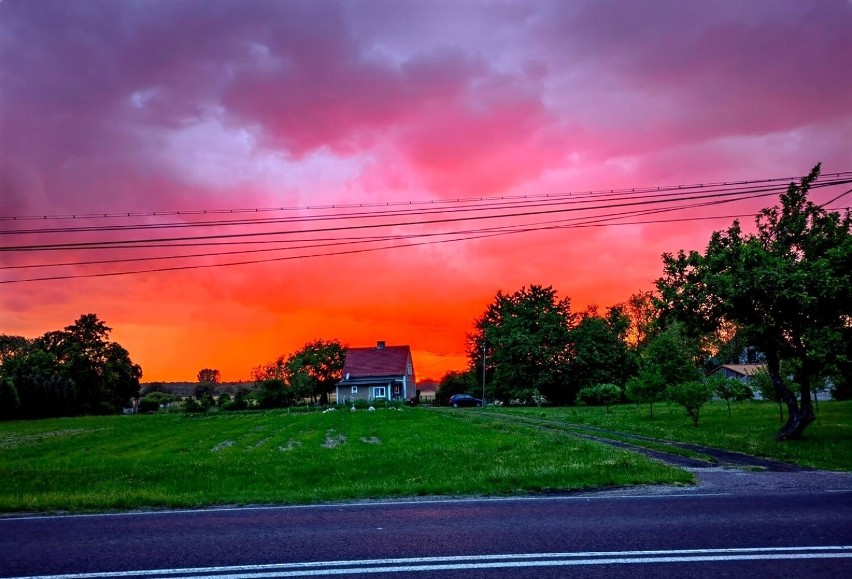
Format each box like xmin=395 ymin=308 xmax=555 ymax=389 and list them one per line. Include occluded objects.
xmin=351 ymin=386 xmax=358 ymax=394
xmin=372 ymin=386 xmax=386 ymax=399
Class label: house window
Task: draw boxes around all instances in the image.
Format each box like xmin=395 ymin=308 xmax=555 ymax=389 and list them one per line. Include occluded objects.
xmin=372 ymin=386 xmax=386 ymax=399
xmin=351 ymin=386 xmax=358 ymax=394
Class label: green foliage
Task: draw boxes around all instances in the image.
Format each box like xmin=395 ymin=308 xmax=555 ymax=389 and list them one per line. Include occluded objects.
xmin=706 ymin=373 xmax=753 ymax=416
xmin=253 ymin=339 xmax=346 ymax=405
xmin=199 ymin=393 xmax=216 ymax=410
xmin=657 ymin=164 xmax=852 ymax=439
xmin=137 ymin=398 xmax=161 ymax=414
xmin=217 ymin=392 xmax=232 ymax=407
xmin=468 ymin=285 xmax=575 ymax=404
xmin=626 ymin=325 xmax=700 ymax=418
xmin=577 ymin=383 xmax=622 ymax=413
xmin=666 ymin=380 xmax=714 ymax=426
xmin=566 ymin=308 xmax=636 ymax=395
xmin=0 ymin=315 xmax=142 ymax=419
xmin=254 ymin=379 xmax=295 ymax=409
xmin=193 ymin=382 xmax=215 ymax=400
xmin=0 ymin=377 xmax=21 ymax=419
xmin=222 ymin=389 xmax=249 ymax=411
xmin=436 ymin=370 xmax=476 ymax=405
xmin=138 ymin=391 xmax=177 ymax=414
xmin=182 ymin=397 xmax=204 ymax=413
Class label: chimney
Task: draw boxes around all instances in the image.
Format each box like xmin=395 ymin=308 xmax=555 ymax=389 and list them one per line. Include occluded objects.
xmin=377 ymin=341 xmax=385 ymax=350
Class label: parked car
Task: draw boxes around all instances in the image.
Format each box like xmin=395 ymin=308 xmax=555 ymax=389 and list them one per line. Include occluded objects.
xmin=449 ymin=394 xmax=483 ymax=408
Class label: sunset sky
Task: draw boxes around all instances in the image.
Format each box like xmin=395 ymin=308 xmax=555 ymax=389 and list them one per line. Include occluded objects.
xmin=1 ymin=0 xmax=850 ymax=383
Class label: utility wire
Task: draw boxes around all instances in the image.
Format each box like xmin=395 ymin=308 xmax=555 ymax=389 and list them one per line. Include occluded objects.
xmin=2 ymin=171 xmax=849 ymax=222
xmin=7 ymin=181 xmax=848 ymax=252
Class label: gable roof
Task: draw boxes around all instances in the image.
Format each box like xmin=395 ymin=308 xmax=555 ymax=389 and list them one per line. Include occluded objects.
xmin=342 ymin=345 xmax=411 ymax=378
xmin=715 ymin=364 xmax=766 ymax=377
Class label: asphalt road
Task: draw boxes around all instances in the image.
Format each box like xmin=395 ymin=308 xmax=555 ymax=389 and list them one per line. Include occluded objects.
xmin=2 ymin=489 xmax=851 ymax=579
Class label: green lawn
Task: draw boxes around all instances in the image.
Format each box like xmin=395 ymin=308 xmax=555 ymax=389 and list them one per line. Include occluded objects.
xmin=0 ymin=408 xmax=691 ymax=513
xmin=492 ymin=400 xmax=852 ymax=471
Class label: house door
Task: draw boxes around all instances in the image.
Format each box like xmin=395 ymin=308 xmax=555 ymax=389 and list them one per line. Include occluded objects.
xmin=392 ymin=384 xmax=401 ymax=399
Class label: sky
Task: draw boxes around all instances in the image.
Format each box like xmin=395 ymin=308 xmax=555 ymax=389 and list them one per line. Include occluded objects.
xmin=1 ymin=0 xmax=850 ymax=383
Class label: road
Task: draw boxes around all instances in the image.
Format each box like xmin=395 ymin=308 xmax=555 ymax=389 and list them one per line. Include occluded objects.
xmin=2 ymin=488 xmax=851 ymax=578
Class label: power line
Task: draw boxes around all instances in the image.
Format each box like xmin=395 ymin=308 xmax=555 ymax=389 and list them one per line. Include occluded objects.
xmin=4 ymin=204 xmax=848 ymax=284
xmin=4 ymin=172 xmax=849 ymax=222
xmin=5 ymin=180 xmax=848 ymax=252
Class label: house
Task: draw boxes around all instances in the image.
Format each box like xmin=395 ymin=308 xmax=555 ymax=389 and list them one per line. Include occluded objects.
xmin=336 ymin=341 xmax=416 ymax=404
xmin=714 ymin=363 xmax=766 ymax=382
xmin=713 ymin=363 xmax=767 ymax=399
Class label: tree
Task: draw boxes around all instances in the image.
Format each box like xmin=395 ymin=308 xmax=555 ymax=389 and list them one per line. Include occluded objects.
xmin=436 ymin=370 xmax=476 ymax=406
xmin=666 ymin=380 xmax=714 ymax=426
xmin=566 ymin=306 xmax=636 ymax=394
xmin=706 ymin=373 xmax=752 ymax=417
xmin=283 ymin=339 xmax=347 ymax=405
xmin=468 ymin=285 xmax=574 ymax=404
xmin=0 ymin=314 xmax=142 ymax=418
xmin=197 ymin=368 xmax=220 ymax=384
xmin=625 ymin=324 xmax=701 ymax=418
xmin=614 ymin=290 xmax=660 ymax=348
xmin=193 ymin=382 xmax=215 ymax=400
xmin=657 ymin=164 xmax=851 ymax=440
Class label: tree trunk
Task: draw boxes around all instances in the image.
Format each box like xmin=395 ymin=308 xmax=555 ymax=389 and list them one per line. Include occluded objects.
xmin=767 ymin=349 xmax=814 ymax=441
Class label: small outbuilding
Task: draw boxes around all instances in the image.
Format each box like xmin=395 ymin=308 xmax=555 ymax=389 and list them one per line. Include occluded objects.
xmin=336 ymin=341 xmax=415 ymax=404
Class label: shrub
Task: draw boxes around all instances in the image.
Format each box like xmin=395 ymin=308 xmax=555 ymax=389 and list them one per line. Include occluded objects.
xmin=222 ymin=389 xmax=249 ymax=411
xmin=577 ymin=383 xmax=622 ymax=413
xmin=666 ymin=380 xmax=713 ymax=426
xmin=137 ymin=398 xmax=161 ymax=413
xmin=193 ymin=382 xmax=215 ymax=400
xmin=217 ymin=392 xmax=232 ymax=407
xmin=705 ymin=374 xmax=753 ymax=416
xmin=182 ymin=397 xmax=204 ymax=413
xmin=353 ymin=399 xmax=369 ymax=410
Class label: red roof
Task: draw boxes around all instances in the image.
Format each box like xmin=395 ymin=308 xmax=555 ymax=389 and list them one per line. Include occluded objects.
xmin=342 ymin=345 xmax=412 ymax=377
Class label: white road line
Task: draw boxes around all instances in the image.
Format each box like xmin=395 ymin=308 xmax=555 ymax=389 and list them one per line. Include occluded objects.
xmin=9 ymin=546 xmax=852 ymax=579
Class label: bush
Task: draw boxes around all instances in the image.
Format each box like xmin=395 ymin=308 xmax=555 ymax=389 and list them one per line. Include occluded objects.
xmin=182 ymin=397 xmax=204 ymax=413
xmin=217 ymin=392 xmax=232 ymax=407
xmin=666 ymin=380 xmax=713 ymax=426
xmin=222 ymin=389 xmax=249 ymax=411
xmin=137 ymin=398 xmax=161 ymax=413
xmin=705 ymin=374 xmax=752 ymax=416
xmin=577 ymin=383 xmax=622 ymax=413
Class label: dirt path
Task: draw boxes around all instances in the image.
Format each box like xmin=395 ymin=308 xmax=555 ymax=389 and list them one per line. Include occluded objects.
xmin=453 ymin=410 xmax=852 ymax=496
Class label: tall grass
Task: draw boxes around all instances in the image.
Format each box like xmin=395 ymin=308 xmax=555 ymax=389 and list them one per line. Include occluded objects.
xmin=0 ymin=408 xmax=691 ymax=512
xmin=494 ymin=400 xmax=852 ymax=471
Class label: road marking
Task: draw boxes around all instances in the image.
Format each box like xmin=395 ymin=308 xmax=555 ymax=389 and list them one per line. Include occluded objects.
xmin=9 ymin=546 xmax=852 ymax=579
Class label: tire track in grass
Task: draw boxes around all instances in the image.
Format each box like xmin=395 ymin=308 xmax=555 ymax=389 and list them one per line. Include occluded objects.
xmin=473 ymin=411 xmax=811 ymax=472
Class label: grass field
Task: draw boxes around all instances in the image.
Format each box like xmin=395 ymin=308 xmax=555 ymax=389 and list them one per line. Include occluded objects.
xmin=0 ymin=408 xmax=691 ymax=513
xmin=492 ymin=400 xmax=852 ymax=471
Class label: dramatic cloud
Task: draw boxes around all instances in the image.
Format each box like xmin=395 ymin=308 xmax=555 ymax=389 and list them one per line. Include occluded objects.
xmin=1 ymin=0 xmax=849 ymax=381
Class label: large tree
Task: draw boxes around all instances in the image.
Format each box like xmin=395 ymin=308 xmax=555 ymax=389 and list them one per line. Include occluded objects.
xmin=566 ymin=306 xmax=636 ymax=394
xmin=657 ymin=164 xmax=851 ymax=439
xmin=284 ymin=339 xmax=347 ymax=405
xmin=468 ymin=285 xmax=574 ymax=404
xmin=0 ymin=314 xmax=142 ymax=418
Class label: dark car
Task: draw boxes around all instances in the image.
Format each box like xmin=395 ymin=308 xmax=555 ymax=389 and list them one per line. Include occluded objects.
xmin=449 ymin=394 xmax=483 ymax=408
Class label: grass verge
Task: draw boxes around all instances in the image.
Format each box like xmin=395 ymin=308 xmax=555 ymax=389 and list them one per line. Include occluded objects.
xmin=491 ymin=400 xmax=852 ymax=471
xmin=0 ymin=408 xmax=692 ymax=513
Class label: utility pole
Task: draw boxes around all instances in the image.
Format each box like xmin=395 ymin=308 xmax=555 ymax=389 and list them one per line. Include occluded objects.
xmin=481 ymin=335 xmax=487 ymax=407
